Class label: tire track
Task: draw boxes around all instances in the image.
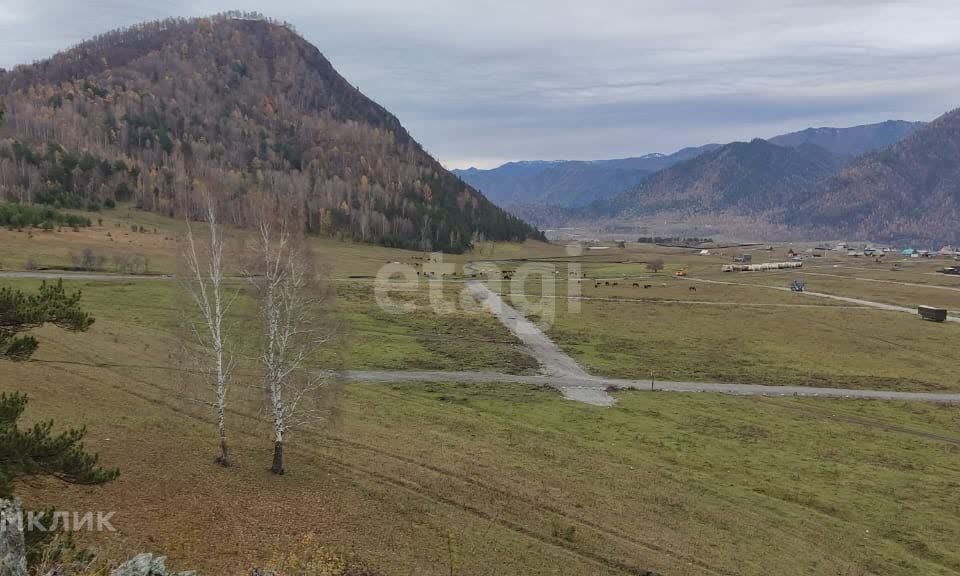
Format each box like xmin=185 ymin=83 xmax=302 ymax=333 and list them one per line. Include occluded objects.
xmin=757 ymin=398 xmax=960 ymax=447
xmin=38 ymin=360 xmax=667 ymax=576
xmin=327 ymin=433 xmax=733 ymax=576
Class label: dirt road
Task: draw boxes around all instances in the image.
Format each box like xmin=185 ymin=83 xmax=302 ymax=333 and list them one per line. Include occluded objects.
xmin=347 ymin=370 xmax=960 ymax=405
xmin=688 ymin=277 xmax=960 ymax=323
xmin=799 ymin=270 xmax=960 ymax=293
xmin=464 ymin=281 xmax=593 ymax=380
xmin=463 ymin=281 xmax=616 ymax=405
xmin=0 ymin=271 xmax=172 ymax=281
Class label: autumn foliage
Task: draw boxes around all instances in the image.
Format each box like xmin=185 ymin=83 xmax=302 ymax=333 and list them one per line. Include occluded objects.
xmin=0 ymin=13 xmax=541 ymax=252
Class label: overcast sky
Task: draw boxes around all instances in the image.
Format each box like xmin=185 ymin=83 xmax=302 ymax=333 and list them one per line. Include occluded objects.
xmin=2 ymin=1 xmax=960 ymax=168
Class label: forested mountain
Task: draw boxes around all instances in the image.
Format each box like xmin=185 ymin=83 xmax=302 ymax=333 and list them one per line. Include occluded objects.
xmin=592 ymin=113 xmax=960 ymax=244
xmin=0 ymin=13 xmax=541 ymax=252
xmin=790 ymin=108 xmax=960 ymax=244
xmin=768 ymin=120 xmax=925 ymax=157
xmin=454 ymin=145 xmax=720 ymax=208
xmin=458 ymin=121 xmax=922 ymax=222
xmin=601 ymin=139 xmax=842 ymax=219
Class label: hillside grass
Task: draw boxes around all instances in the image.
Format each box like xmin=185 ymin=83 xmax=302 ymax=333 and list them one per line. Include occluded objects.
xmin=4 ymin=218 xmax=960 ymax=574
xmin=10 ymin=352 xmax=960 ymax=575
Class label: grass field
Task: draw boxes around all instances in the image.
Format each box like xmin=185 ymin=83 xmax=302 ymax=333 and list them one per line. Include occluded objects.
xmin=3 ymin=210 xmax=960 ymax=574
xmin=1 ymin=277 xmax=536 ymax=375
xmin=11 ymin=358 xmax=960 ymax=575
xmin=543 ymin=297 xmax=960 ymax=390
xmin=482 ymin=245 xmax=960 ymax=391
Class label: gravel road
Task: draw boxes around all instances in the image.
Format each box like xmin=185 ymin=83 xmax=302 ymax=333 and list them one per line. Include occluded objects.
xmin=347 ymin=370 xmax=960 ymax=405
xmin=464 ymin=281 xmax=594 ymax=380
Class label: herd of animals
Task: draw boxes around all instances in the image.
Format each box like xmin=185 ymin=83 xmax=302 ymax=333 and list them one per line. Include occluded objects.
xmin=593 ymin=280 xmax=698 ymax=291
xmin=402 ymin=256 xmax=701 ymax=290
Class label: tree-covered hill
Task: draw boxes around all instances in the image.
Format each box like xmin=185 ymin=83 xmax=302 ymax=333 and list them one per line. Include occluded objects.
xmin=790 ymin=107 xmax=960 ymax=244
xmin=0 ymin=13 xmax=541 ymax=252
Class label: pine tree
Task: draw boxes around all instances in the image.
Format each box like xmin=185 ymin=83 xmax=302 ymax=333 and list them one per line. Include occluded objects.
xmin=0 ymin=280 xmax=94 ymax=361
xmin=0 ymin=392 xmax=119 ymax=498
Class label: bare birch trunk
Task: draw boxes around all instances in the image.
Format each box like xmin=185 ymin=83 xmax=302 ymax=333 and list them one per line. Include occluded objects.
xmin=181 ymin=190 xmax=236 ymax=467
xmin=249 ymin=194 xmax=337 ymax=475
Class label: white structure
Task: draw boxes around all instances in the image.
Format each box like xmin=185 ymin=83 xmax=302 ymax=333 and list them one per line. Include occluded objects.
xmin=722 ymin=261 xmax=803 ymax=272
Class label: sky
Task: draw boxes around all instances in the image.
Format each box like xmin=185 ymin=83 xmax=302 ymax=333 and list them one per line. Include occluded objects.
xmin=2 ymin=1 xmax=960 ymax=169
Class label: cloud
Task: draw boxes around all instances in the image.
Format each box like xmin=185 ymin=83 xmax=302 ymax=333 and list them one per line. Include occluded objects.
xmin=1 ymin=0 xmax=958 ymax=167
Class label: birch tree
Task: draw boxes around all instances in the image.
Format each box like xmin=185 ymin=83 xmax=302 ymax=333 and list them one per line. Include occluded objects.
xmin=180 ymin=188 xmax=236 ymax=466
xmin=249 ymin=199 xmax=336 ymax=475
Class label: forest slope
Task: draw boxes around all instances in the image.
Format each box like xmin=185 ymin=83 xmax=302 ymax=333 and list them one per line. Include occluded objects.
xmin=0 ymin=14 xmax=540 ymax=252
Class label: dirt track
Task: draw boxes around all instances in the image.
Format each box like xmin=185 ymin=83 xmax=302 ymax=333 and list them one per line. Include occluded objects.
xmin=688 ymin=277 xmax=960 ymax=322
xmin=0 ymin=271 xmax=173 ymax=281
xmin=347 ymin=370 xmax=960 ymax=406
xmin=464 ymin=281 xmax=615 ymax=406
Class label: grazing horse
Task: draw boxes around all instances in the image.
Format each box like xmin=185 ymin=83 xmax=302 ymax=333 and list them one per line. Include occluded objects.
xmin=632 ymin=283 xmax=640 ymax=287
xmin=689 ymin=286 xmax=697 ymax=291
xmin=644 ymin=284 xmax=652 ymax=289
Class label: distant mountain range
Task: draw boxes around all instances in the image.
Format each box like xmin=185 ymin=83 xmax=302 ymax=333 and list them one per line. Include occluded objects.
xmin=601 ymin=140 xmax=842 ymax=218
xmin=458 ymin=118 xmax=960 ymax=244
xmin=455 ymin=121 xmax=924 ymax=210
xmin=454 ymin=145 xmax=720 ymax=207
xmin=768 ymin=120 xmax=925 ymax=157
xmin=594 ymin=114 xmax=960 ymax=244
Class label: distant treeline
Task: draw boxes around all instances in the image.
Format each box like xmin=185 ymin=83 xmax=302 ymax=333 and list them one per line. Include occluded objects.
xmin=638 ymin=236 xmax=714 ymax=245
xmin=0 ymin=202 xmax=92 ymax=230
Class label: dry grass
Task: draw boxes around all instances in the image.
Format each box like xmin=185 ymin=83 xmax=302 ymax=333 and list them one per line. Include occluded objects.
xmin=4 ymin=219 xmax=960 ymax=575
xmin=10 ymin=347 xmax=960 ymax=575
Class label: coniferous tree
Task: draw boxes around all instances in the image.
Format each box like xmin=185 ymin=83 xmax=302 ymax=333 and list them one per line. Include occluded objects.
xmin=0 ymin=392 xmax=119 ymax=498
xmin=0 ymin=280 xmax=94 ymax=361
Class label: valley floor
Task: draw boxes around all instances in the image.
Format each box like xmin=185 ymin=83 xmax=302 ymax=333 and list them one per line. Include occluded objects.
xmin=3 ymin=209 xmax=960 ymax=575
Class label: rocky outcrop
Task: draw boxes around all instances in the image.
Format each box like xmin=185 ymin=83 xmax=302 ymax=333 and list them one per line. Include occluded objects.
xmin=0 ymin=498 xmax=27 ymax=576
xmin=110 ymin=553 xmax=196 ymax=576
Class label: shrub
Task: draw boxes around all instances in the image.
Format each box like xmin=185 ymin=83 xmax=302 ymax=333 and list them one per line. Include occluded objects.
xmin=69 ymin=248 xmax=105 ymax=271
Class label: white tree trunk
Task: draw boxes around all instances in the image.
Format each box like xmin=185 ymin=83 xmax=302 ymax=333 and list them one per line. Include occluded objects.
xmin=182 ymin=192 xmax=235 ymax=466
xmin=250 ymin=202 xmax=333 ymax=475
